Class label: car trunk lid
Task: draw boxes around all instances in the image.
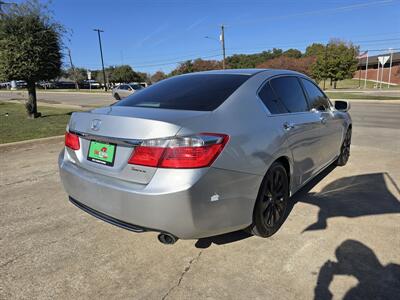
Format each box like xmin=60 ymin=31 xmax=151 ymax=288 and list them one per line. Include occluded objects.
xmin=65 ymin=106 xmax=210 ymax=184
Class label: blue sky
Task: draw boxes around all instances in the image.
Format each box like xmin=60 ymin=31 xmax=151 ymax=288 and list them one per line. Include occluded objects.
xmin=41 ymin=0 xmax=400 ymax=73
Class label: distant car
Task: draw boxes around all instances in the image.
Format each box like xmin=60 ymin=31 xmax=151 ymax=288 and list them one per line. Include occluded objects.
xmin=59 ymin=69 xmax=352 ymax=244
xmin=81 ymin=80 xmax=101 ymax=89
xmin=16 ymin=80 xmax=27 ymax=88
xmin=0 ymin=82 xmax=10 ymax=89
xmin=112 ymin=83 xmax=143 ymax=100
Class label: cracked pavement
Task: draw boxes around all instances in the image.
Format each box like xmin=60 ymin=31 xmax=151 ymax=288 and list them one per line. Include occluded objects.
xmin=1 ymin=102 xmax=399 ymax=299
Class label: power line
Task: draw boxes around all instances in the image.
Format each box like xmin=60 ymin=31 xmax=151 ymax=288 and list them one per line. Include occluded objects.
xmin=226 ymin=0 xmax=397 ymax=27
xmin=106 ymin=49 xmax=221 ymax=65
xmin=72 ymin=36 xmax=400 ymax=71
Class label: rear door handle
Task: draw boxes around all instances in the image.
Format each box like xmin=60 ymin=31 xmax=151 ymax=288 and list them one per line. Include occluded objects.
xmin=283 ymin=122 xmax=295 ymax=131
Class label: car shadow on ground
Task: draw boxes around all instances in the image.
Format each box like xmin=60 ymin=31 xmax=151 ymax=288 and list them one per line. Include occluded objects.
xmin=195 ymin=164 xmax=400 ymax=248
xmin=292 ymin=168 xmax=400 ymax=232
xmin=314 ymin=239 xmax=400 ymax=300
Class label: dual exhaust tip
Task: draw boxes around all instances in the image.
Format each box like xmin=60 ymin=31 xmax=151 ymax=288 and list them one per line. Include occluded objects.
xmin=158 ymin=233 xmax=178 ymax=245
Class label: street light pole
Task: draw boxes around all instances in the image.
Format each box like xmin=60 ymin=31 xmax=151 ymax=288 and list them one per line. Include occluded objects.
xmin=220 ymin=25 xmax=226 ymax=69
xmin=93 ymin=28 xmax=107 ymax=91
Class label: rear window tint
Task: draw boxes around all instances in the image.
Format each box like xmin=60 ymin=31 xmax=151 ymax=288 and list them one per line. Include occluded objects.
xmin=115 ymin=74 xmax=250 ymax=111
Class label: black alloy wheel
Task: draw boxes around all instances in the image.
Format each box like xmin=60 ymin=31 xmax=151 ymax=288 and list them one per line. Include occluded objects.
xmin=336 ymin=128 xmax=351 ymax=166
xmin=250 ymin=162 xmax=289 ymax=237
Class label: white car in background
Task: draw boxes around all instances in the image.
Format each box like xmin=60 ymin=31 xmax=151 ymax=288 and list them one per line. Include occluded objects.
xmin=112 ymin=83 xmax=143 ymax=100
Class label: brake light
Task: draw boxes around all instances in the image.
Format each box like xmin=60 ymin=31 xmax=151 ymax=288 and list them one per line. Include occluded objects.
xmin=128 ymin=133 xmax=229 ymax=168
xmin=65 ymin=132 xmax=80 ymax=150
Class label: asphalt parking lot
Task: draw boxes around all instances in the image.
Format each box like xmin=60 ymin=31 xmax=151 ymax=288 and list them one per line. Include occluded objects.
xmin=1 ymin=102 xmax=399 ymax=299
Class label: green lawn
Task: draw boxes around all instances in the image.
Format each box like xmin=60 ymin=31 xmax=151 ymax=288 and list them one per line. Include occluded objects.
xmin=319 ymin=79 xmax=400 ymax=90
xmin=0 ymin=102 xmax=81 ymax=144
xmin=325 ymin=92 xmax=400 ymax=100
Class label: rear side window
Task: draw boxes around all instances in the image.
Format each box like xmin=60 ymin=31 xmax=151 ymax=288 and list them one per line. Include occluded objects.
xmin=115 ymin=74 xmax=250 ymax=111
xmin=300 ymin=78 xmax=330 ymax=111
xmin=269 ymin=77 xmax=308 ymax=113
xmin=258 ymin=82 xmax=288 ymax=114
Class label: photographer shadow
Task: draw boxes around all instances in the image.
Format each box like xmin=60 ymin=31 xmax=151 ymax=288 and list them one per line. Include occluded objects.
xmin=315 ymin=239 xmax=400 ymax=300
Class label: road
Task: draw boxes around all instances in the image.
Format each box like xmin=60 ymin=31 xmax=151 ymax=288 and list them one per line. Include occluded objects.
xmin=1 ymin=102 xmax=399 ymax=299
xmin=0 ymin=90 xmax=114 ymax=107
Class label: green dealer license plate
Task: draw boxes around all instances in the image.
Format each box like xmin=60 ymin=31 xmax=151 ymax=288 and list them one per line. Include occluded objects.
xmin=87 ymin=141 xmax=116 ymax=166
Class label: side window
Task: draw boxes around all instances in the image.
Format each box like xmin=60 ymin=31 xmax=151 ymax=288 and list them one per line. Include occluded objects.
xmin=269 ymin=77 xmax=308 ymax=113
xmin=119 ymin=85 xmax=126 ymax=90
xmin=258 ymin=82 xmax=288 ymax=114
xmin=300 ymin=78 xmax=330 ymax=111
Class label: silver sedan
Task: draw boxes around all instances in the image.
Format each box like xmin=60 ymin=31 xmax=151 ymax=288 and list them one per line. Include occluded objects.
xmin=112 ymin=83 xmax=143 ymax=100
xmin=59 ymin=69 xmax=352 ymax=244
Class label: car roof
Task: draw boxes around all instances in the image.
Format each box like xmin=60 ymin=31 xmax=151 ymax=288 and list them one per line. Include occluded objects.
xmin=181 ymin=68 xmax=306 ymax=77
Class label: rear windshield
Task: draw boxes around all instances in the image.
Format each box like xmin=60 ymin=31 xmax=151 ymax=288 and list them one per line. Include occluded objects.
xmin=115 ymin=74 xmax=250 ymax=111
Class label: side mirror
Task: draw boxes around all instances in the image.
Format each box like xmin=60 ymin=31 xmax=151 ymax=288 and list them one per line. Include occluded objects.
xmin=334 ymin=100 xmax=350 ymax=112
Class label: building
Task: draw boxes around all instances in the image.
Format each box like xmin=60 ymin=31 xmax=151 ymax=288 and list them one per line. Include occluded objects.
xmin=354 ymin=51 xmax=400 ymax=85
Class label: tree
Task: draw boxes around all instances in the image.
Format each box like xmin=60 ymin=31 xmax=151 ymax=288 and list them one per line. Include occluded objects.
xmin=283 ymin=48 xmax=302 ymax=58
xmin=170 ymin=59 xmax=222 ymax=76
xmin=311 ymin=40 xmax=358 ymax=88
xmin=65 ymin=67 xmax=87 ymax=85
xmin=257 ymin=56 xmax=316 ymax=77
xmin=226 ymin=48 xmax=283 ymax=69
xmin=150 ymin=71 xmax=166 ymax=83
xmin=305 ymin=43 xmax=325 ymax=57
xmin=0 ymin=0 xmax=63 ymax=118
xmin=136 ymin=71 xmax=151 ymax=84
xmin=108 ymin=65 xmax=141 ymax=83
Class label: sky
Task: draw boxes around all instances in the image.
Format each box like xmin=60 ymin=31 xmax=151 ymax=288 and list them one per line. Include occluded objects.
xmin=27 ymin=0 xmax=400 ymax=74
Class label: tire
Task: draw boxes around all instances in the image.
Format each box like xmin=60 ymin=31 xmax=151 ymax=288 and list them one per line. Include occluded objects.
xmin=335 ymin=128 xmax=351 ymax=167
xmin=114 ymin=93 xmax=121 ymax=100
xmin=248 ymin=162 xmax=290 ymax=238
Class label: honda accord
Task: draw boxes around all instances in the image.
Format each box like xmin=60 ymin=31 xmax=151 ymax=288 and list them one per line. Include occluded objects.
xmin=59 ymin=69 xmax=352 ymax=244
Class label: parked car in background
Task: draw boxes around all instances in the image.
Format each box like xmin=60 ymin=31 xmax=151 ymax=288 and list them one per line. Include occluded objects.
xmin=15 ymin=80 xmax=27 ymax=88
xmin=59 ymin=69 xmax=352 ymax=245
xmin=112 ymin=83 xmax=144 ymax=100
xmin=0 ymin=82 xmax=11 ymax=89
xmin=81 ymin=80 xmax=101 ymax=89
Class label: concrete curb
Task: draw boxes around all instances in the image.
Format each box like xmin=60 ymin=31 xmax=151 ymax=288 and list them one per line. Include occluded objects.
xmin=0 ymin=135 xmax=64 ymax=151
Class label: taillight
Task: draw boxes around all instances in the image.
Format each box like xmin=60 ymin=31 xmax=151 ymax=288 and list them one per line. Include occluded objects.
xmin=128 ymin=133 xmax=229 ymax=168
xmin=65 ymin=131 xmax=80 ymax=150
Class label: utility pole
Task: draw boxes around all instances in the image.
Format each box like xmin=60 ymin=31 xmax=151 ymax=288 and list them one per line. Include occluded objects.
xmin=220 ymin=25 xmax=226 ymax=69
xmin=323 ymin=44 xmax=327 ymax=90
xmin=93 ymin=29 xmax=107 ymax=91
xmin=67 ymin=48 xmax=79 ymax=90
xmin=388 ymin=48 xmax=393 ymax=88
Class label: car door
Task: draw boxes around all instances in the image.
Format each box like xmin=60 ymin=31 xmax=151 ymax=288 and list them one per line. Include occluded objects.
xmin=263 ymin=76 xmax=327 ymax=186
xmin=299 ymin=78 xmax=343 ymax=165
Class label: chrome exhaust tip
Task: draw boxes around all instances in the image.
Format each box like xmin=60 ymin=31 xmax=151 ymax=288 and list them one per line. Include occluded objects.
xmin=157 ymin=233 xmax=178 ymax=245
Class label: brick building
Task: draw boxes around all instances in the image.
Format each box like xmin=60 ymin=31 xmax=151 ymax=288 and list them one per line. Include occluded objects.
xmin=354 ymin=51 xmax=400 ymax=85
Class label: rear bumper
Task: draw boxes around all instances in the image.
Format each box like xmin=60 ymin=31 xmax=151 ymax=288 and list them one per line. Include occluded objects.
xmin=59 ymin=151 xmax=262 ymax=239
